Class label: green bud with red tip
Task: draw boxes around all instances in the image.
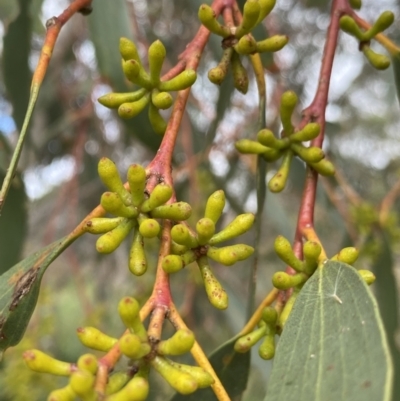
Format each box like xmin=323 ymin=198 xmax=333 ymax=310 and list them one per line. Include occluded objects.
xmin=148 ymin=40 xmax=166 ymax=86
xmin=76 ymin=327 xmax=118 ymax=352
xmin=84 ymin=217 xmax=124 ymax=234
xmin=196 ymin=217 xmax=216 ymax=245
xmin=119 ymin=333 xmax=151 ymax=359
xmin=119 ymin=37 xmax=142 ymax=64
xmin=157 ymin=329 xmax=195 ymax=356
xmin=23 ymin=350 xmax=72 ymax=376
xmin=303 ymin=240 xmax=322 ymax=275
xmin=141 ymin=183 xmax=173 ymax=212
xmin=127 ymin=164 xmax=147 ymax=207
xmin=171 ymin=224 xmax=199 ymax=248
xmin=139 ymin=218 xmax=161 ymax=238
xmin=118 ymin=297 xmax=147 ymax=341
xmin=77 ymin=354 xmax=98 ymax=375
xmin=209 ymin=213 xmax=255 ymax=245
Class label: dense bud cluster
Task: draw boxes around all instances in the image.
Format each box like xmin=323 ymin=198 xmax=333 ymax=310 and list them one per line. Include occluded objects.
xmin=198 ymin=0 xmax=287 ymax=93
xmin=98 ymin=38 xmax=197 ymax=134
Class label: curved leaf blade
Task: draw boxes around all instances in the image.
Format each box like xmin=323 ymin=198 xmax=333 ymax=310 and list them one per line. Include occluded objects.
xmin=265 ymin=261 xmax=393 ymax=401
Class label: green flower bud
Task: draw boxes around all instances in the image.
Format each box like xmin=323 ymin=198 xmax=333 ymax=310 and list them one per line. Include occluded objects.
xmin=198 ymin=4 xmax=231 ymax=38
xmin=258 ymin=332 xmax=275 ymax=360
xmin=77 ymin=354 xmax=98 ymax=375
xmin=127 ymin=164 xmax=147 ymax=207
xmin=84 ymin=217 xmax=125 ymax=234
xmin=157 ymin=329 xmax=195 ymax=356
xmin=273 ymin=235 xmax=304 ymax=272
xmin=119 ymin=333 xmax=151 ymax=359
xmin=69 ymin=370 xmax=96 ymax=401
xmin=118 ymin=297 xmax=148 ymax=341
xmin=100 ymin=192 xmax=137 ymax=218
xmin=364 ymin=11 xmax=395 ymax=40
xmin=309 ymin=158 xmax=335 ymax=176
xmin=23 ymin=350 xmax=72 ymax=376
xmin=235 ymin=34 xmax=258 ymax=55
xmin=256 ymin=35 xmax=288 ymax=53
xmin=262 ymin=147 xmax=283 ymax=162
xmin=98 ymin=158 xmax=131 ymax=205
xmin=235 ymin=139 xmax=270 ymax=154
xmin=171 ymin=241 xmax=188 ymax=255
xmin=205 ymin=190 xmax=225 ymax=224
xmin=257 ymin=129 xmax=289 ymax=150
xmin=349 ymin=0 xmax=362 ymax=10
xmin=162 ymin=254 xmax=184 ymax=273
xmin=261 ymin=306 xmax=278 ymax=325
xmin=289 ymin=122 xmax=320 ymax=142
xmin=208 ymin=48 xmax=233 ymax=85
xmin=150 ymin=202 xmax=192 ymax=220
xmin=47 ymin=385 xmax=76 ymax=401
xmin=96 ymin=218 xmax=135 ymax=254
xmin=148 ymin=102 xmax=168 ymax=135
xmin=141 ymin=183 xmax=173 ymax=212
xmin=303 ymin=240 xmax=322 ymax=275
xmin=363 ymin=46 xmax=391 ymax=70
xmin=98 ymin=89 xmax=147 ymax=109
xmin=207 ymin=244 xmax=254 ymax=266
xmin=235 ymin=0 xmax=261 ymax=38
xmin=196 ymin=217 xmax=216 ymax=245
xmin=268 ymin=150 xmax=293 ymax=193
xmin=280 ymin=91 xmax=297 ymax=135
xmin=139 ymin=218 xmax=161 ymax=238
xmin=118 ymin=93 xmax=151 ymax=119
xmin=152 ymin=90 xmax=173 ymax=109
xmin=166 ymin=359 xmax=215 ymax=388
xmin=272 ymin=271 xmax=308 ymax=290
xmin=158 ymin=69 xmax=197 ymax=91
xmin=106 ymin=377 xmax=149 ymax=401
xmin=331 ymin=247 xmax=359 ymax=265
xmin=231 ymin=52 xmax=249 ymax=94
xmin=277 ymin=287 xmax=300 ymax=331
xmin=120 ymin=37 xmax=142 ymax=64
xmin=76 ymin=327 xmax=118 ymax=352
xmin=105 ymin=372 xmax=130 ymax=395
xmin=209 ymin=213 xmax=255 ymax=245
xmin=339 ymin=16 xmax=365 ymax=40
xmin=129 ymin=228 xmax=147 ymax=276
xmin=234 ymin=325 xmax=267 ymax=353
xmin=198 ymin=256 xmax=228 ymax=309
xmin=122 ymin=59 xmax=152 ymax=89
xmin=256 ymin=0 xmax=276 ymax=24
xmin=171 ymin=224 xmax=199 ymax=248
xmin=148 ymin=40 xmax=166 ymax=86
xmin=291 ymin=143 xmax=325 ymax=164
xmin=358 ymin=269 xmax=376 ymax=285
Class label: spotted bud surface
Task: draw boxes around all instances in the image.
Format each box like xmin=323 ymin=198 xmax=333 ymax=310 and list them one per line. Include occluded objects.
xmin=23 ymin=349 xmax=72 ymax=376
xmin=257 ymin=129 xmax=289 ymax=150
xmin=118 ymin=297 xmax=147 ymax=341
xmin=280 ymin=91 xmax=297 ymax=135
xmin=129 ymin=229 xmax=147 ymax=276
xmin=171 ymin=224 xmax=199 ymax=248
xmin=77 ymin=354 xmax=98 ymax=375
xmin=119 ymin=37 xmax=142 ymax=64
xmin=363 ymin=46 xmax=391 ymax=70
xmin=76 ymin=327 xmax=118 ymax=352
xmin=235 ymin=0 xmax=261 ymax=38
xmin=139 ymin=218 xmax=161 ymax=238
xmin=106 ymin=377 xmax=149 ymax=401
xmin=261 ymin=306 xmax=278 ymax=325
xmin=152 ymin=356 xmax=198 ymax=394
xmin=105 ymin=372 xmax=130 ymax=395
xmin=69 ymin=370 xmax=95 ymax=399
xmin=159 ymin=70 xmax=197 ymax=91
xmin=162 ymin=254 xmax=184 ymax=273
xmin=235 ymin=34 xmax=258 ymax=55
xmin=141 ymin=183 xmax=173 ymax=212
xmin=196 ymin=217 xmax=216 ymax=245
xmin=198 ymin=4 xmax=231 ymax=38
xmin=84 ymin=217 xmax=124 ymax=234
xmin=98 ymin=89 xmax=147 ymax=109
xmin=289 ymin=122 xmax=320 ymax=142
xmin=256 ymin=35 xmax=288 ymax=53
xmin=207 ymin=244 xmax=254 ymax=266
xmin=152 ymin=91 xmax=173 ymax=109
xmin=151 ymin=202 xmax=192 ymax=220
xmin=209 ymin=213 xmax=255 ymax=245
xmin=47 ymin=385 xmax=76 ymax=401
xmin=291 ymin=143 xmax=325 ymax=164
xmin=118 ymin=93 xmax=151 ymax=119
xmin=274 ymin=235 xmax=304 ymax=272
xmin=96 ymin=218 xmax=135 ymax=254
xmin=257 ymin=0 xmax=276 ymax=24
xmin=303 ymin=240 xmax=322 ymax=275
xmin=231 ymin=52 xmax=249 ymax=94
xmin=205 ymin=190 xmax=225 ymax=224
xmin=157 ymin=329 xmax=195 ymax=356
xmin=166 ymin=359 xmax=215 ymax=388
xmin=364 ymin=11 xmax=394 ymax=40
xmin=119 ymin=333 xmax=151 ymax=359
xmin=234 ymin=325 xmax=267 ymax=353
xmin=235 ymin=139 xmax=270 ymax=155
xmin=358 ymin=269 xmax=376 ymax=285
xmin=148 ymin=40 xmax=166 ymax=85
xmin=127 ymin=164 xmax=147 ymax=206
xmin=272 ymin=271 xmax=308 ymax=290
xmin=309 ymin=158 xmax=335 ymax=176
xmin=100 ymin=192 xmax=137 ymax=218
xmin=268 ymin=150 xmax=293 ymax=193
xmin=331 ymin=247 xmax=359 ymax=265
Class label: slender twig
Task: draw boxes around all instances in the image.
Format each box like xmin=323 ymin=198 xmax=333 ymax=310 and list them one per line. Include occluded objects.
xmin=379 ymin=178 xmax=400 ymax=225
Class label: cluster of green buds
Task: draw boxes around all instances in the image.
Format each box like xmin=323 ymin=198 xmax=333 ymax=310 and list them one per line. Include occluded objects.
xmin=236 ymin=91 xmax=335 ymax=192
xmin=198 ymin=0 xmax=287 ymax=93
xmin=98 ymin=38 xmax=197 ymax=134
xmin=162 ymin=190 xmax=255 ymax=310
xmin=234 ymin=306 xmax=278 ymax=360
xmin=24 ymin=297 xmax=214 ymax=400
xmin=84 ymin=158 xmax=192 ymax=275
xmin=340 ymin=10 xmax=394 ymax=70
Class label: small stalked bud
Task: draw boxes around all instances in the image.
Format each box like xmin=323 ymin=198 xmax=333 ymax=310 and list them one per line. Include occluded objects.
xmin=105 ymin=372 xmax=130 ymax=396
xmin=76 ymin=327 xmax=118 ymax=352
xmin=358 ymin=269 xmax=376 ymax=285
xmin=234 ymin=325 xmax=267 ymax=353
xmin=100 ymin=192 xmax=137 ymax=218
xmin=162 ymin=254 xmax=184 ymax=273
xmin=274 ymin=235 xmax=304 ymax=272
xmin=127 ymin=164 xmax=147 ymax=207
xmin=309 ymin=158 xmax=335 ymax=176
xmin=362 ymin=46 xmax=391 ymax=70
xmin=98 ymin=158 xmax=131 ymax=205
xmin=208 ymin=48 xmax=233 ymax=85
xmin=150 ymin=202 xmax=192 ymax=220
xmin=235 ymin=0 xmax=261 ymax=38
xmin=141 ymin=183 xmax=173 ymax=212
xmin=23 ymin=350 xmax=72 ymax=376
xmin=158 ymin=69 xmax=197 ymax=91
xmin=280 ymin=91 xmax=297 ymax=135
xmin=84 ymin=217 xmax=124 ymax=234
xmin=157 ymin=329 xmax=195 ymax=356
xmin=198 ymin=256 xmax=228 ymax=310
xmin=339 ymin=16 xmax=365 ymax=40
xmin=198 ymin=4 xmax=231 ymax=38
xmin=118 ymin=297 xmax=148 ymax=341
xmin=207 ymin=244 xmax=254 ymax=266
xmin=139 ymin=218 xmax=161 ymax=238
xmin=166 ymin=359 xmax=215 ymax=388
xmin=256 ymin=35 xmax=288 ymax=53
xmin=96 ymin=218 xmax=135 ymax=254
xmin=268 ymin=150 xmax=293 ymax=193
xmin=262 ymin=147 xmax=283 ymax=162
xmin=98 ymin=89 xmax=147 ymax=109
xmin=257 ymin=0 xmax=276 ymax=24
xmin=106 ymin=377 xmax=149 ymax=401
xmin=303 ymin=240 xmax=322 ymax=275
xmin=259 ymin=330 xmax=276 ymax=360
xmin=69 ymin=370 xmax=96 ymax=400
xmin=77 ymin=354 xmax=98 ymax=375
xmin=205 ymin=190 xmax=225 ymax=224
xmin=122 ymin=59 xmax=152 ymax=90
xmin=209 ymin=213 xmax=255 ymax=245
xmin=364 ymin=11 xmax=395 ymax=40
xmin=235 ymin=34 xmax=258 ymax=55
xmin=277 ymin=287 xmax=300 ymax=331
xmin=257 ymin=129 xmax=289 ymax=150
xmin=349 ymin=0 xmax=362 ymax=10
xmin=47 ymin=385 xmax=76 ymax=401
xmin=231 ymin=52 xmax=249 ymax=94
xmin=331 ymin=247 xmax=359 ymax=265
xmin=272 ymin=271 xmax=308 ymax=290
xmin=171 ymin=224 xmax=199 ymax=248
xmin=235 ymin=139 xmax=271 ymax=154
xmin=151 ymin=91 xmax=173 ymax=110
xmin=119 ymin=37 xmax=142 ymax=64
xmin=148 ymin=40 xmax=166 ymax=86
xmin=291 ymin=143 xmax=325 ymax=164
xmin=129 ymin=229 xmax=147 ymax=276
xmin=261 ymin=306 xmax=278 ymax=325
xmin=118 ymin=93 xmax=151 ymax=119
xmin=148 ymin=102 xmax=168 ymax=135
xmin=119 ymin=333 xmax=151 ymax=359
xmin=152 ymin=356 xmax=198 ymax=395
xmin=196 ymin=217 xmax=216 ymax=245
xmin=289 ymin=122 xmax=320 ymax=142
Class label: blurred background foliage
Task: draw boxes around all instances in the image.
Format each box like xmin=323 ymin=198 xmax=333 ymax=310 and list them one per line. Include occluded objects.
xmin=0 ymin=0 xmax=400 ymax=400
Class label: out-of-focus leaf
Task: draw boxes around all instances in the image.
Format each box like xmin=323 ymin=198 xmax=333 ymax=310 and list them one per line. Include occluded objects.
xmin=0 ymin=236 xmax=73 ymax=359
xmin=170 ymin=336 xmax=250 ymax=401
xmin=372 ymin=230 xmax=400 ymax=401
xmin=265 ymin=261 xmax=393 ymax=401
xmin=0 ymin=133 xmax=27 ymax=275
xmin=391 ymin=51 xmax=400 ymax=107
xmin=0 ymin=0 xmax=19 ymax=26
